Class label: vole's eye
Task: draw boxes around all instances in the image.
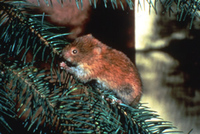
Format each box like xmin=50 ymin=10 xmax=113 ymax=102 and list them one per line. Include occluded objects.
xmin=72 ymin=49 xmax=78 ymax=54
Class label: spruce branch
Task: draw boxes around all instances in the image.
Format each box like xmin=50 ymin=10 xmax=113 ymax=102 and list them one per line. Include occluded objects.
xmin=0 ymin=1 xmax=184 ymax=133
xmin=30 ymin=0 xmax=134 ymax=10
xmin=0 ymin=1 xmax=69 ymax=61
xmin=0 ymin=60 xmax=60 ymax=133
xmin=6 ymin=0 xmax=200 ymax=27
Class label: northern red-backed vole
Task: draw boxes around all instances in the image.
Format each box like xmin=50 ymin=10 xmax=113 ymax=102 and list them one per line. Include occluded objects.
xmin=60 ymin=34 xmax=142 ymax=105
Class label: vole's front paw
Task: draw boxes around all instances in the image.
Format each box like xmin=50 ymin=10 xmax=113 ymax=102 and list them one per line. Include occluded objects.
xmin=60 ymin=62 xmax=67 ymax=69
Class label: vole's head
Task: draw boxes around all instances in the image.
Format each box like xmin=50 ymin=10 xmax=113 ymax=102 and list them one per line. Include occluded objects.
xmin=62 ymin=34 xmax=103 ymax=66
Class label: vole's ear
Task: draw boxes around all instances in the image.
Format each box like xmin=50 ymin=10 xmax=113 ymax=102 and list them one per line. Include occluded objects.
xmin=93 ymin=46 xmax=102 ymax=55
xmin=86 ymin=34 xmax=93 ymax=37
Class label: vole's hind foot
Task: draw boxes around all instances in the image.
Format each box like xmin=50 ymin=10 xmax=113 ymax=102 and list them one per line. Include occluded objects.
xmin=102 ymin=95 xmax=123 ymax=104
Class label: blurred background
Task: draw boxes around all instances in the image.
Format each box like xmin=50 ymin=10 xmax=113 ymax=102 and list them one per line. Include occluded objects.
xmin=135 ymin=1 xmax=200 ymax=133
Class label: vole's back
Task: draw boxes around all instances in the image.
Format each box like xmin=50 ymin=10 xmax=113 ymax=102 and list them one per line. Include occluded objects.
xmin=92 ymin=47 xmax=142 ymax=105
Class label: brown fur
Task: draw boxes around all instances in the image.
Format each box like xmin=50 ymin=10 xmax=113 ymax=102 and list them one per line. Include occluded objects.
xmin=60 ymin=34 xmax=142 ymax=105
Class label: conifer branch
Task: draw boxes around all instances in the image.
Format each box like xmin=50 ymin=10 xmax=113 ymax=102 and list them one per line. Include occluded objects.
xmin=0 ymin=1 xmax=184 ymax=133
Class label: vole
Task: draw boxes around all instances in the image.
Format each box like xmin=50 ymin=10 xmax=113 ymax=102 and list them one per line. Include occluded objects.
xmin=60 ymin=34 xmax=142 ymax=106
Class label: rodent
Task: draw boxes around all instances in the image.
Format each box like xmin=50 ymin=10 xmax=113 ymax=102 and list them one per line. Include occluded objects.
xmin=60 ymin=34 xmax=142 ymax=106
